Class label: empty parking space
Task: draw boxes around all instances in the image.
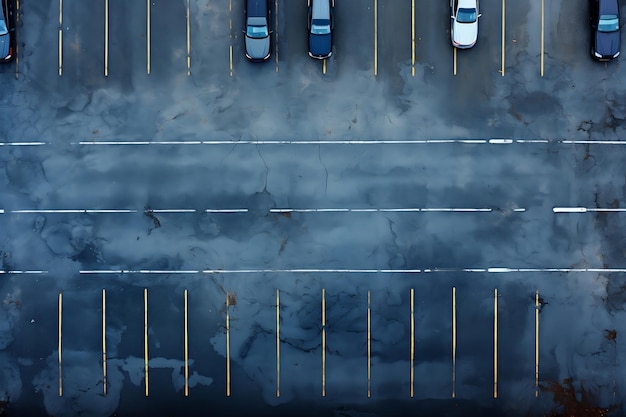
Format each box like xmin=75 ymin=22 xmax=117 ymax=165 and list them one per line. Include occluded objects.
xmin=148 ymin=0 xmax=188 ymax=77
xmin=377 ymin=0 xmax=411 ymax=85
xmin=333 ymin=0 xmax=374 ymax=74
xmin=59 ymin=0 xmax=103 ymax=82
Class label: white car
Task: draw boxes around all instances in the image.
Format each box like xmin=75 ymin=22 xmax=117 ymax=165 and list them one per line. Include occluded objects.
xmin=451 ymin=0 xmax=480 ymax=49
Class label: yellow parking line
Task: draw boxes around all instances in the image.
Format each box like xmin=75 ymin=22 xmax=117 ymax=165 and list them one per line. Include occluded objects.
xmin=540 ymin=0 xmax=545 ymax=77
xmin=226 ymin=292 xmax=231 ymax=396
xmin=493 ymin=289 xmax=498 ymax=398
xmin=58 ymin=0 xmax=62 ymax=76
xmin=275 ymin=0 xmax=278 ymax=72
xmin=102 ymin=289 xmax=107 ymax=396
xmin=184 ymin=289 xmax=189 ymax=396
xmin=229 ymin=0 xmax=233 ymax=76
xmin=411 ymin=0 xmax=415 ymax=76
xmin=367 ymin=291 xmax=371 ymax=397
xmin=58 ymin=291 xmax=63 ymax=396
xmin=453 ymin=47 xmax=457 ymax=76
xmin=535 ymin=289 xmax=540 ymax=397
xmin=186 ymin=0 xmax=190 ymax=75
xmin=323 ymin=59 xmax=326 ymax=74
xmin=144 ymin=288 xmax=149 ymax=396
xmin=451 ymin=287 xmax=456 ymax=398
xmin=373 ymin=0 xmax=378 ymax=76
xmin=501 ymin=0 xmax=505 ymax=76
xmin=15 ymin=0 xmax=18 ymax=79
xmin=105 ymin=0 xmax=109 ymax=76
xmin=276 ymin=289 xmax=280 ymax=398
xmin=322 ymin=288 xmax=326 ymax=396
xmin=146 ymin=0 xmax=151 ymax=74
xmin=410 ymin=288 xmax=414 ymax=397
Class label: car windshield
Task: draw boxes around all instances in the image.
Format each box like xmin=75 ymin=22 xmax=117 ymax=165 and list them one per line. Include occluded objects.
xmin=457 ymin=8 xmax=477 ymax=23
xmin=247 ymin=25 xmax=268 ymax=39
xmin=0 ymin=20 xmax=7 ymax=36
xmin=598 ymin=15 xmax=619 ymax=32
xmin=311 ymin=19 xmax=330 ymax=35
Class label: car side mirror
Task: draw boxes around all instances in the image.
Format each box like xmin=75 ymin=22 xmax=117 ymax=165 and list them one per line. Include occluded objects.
xmin=478 ymin=13 xmax=482 ymax=18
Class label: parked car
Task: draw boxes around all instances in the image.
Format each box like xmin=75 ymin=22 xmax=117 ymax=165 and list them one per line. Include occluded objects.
xmin=590 ymin=0 xmax=620 ymax=61
xmin=450 ymin=0 xmax=480 ymax=49
xmin=244 ymin=0 xmax=271 ymax=62
xmin=0 ymin=0 xmax=15 ymax=63
xmin=308 ymin=0 xmax=334 ymax=59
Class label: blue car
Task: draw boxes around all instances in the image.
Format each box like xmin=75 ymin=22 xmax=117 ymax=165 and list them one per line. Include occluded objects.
xmin=245 ymin=0 xmax=271 ymax=62
xmin=308 ymin=0 xmax=334 ymax=59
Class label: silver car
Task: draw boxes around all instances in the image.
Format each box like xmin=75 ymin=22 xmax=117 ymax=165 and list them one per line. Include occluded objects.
xmin=245 ymin=0 xmax=271 ymax=62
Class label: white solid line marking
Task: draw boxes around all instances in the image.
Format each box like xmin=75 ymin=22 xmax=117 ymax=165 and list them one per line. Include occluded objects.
xmin=489 ymin=139 xmax=513 ymax=144
xmin=0 ymin=142 xmax=46 ymax=146
xmin=150 ymin=209 xmax=197 ymax=213
xmin=554 ymin=207 xmax=626 ymax=213
xmin=272 ymin=208 xmax=497 ymax=213
xmin=78 ymin=139 xmax=498 ymax=146
xmin=553 ymin=207 xmax=587 ymax=213
xmin=205 ymin=209 xmax=249 ymax=213
xmin=276 ymin=289 xmax=280 ymax=398
xmin=11 ymin=209 xmax=138 ymax=214
xmin=561 ymin=140 xmax=626 ymax=145
xmin=0 ymin=209 xmax=4 ymax=214
xmin=75 ymin=267 xmax=626 ymax=274
xmin=0 ymin=270 xmax=49 ymax=274
xmin=516 ymin=139 xmax=550 ymax=143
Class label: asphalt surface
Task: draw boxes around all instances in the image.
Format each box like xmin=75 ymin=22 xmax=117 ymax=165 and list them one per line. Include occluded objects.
xmin=1 ymin=0 xmax=626 ymax=416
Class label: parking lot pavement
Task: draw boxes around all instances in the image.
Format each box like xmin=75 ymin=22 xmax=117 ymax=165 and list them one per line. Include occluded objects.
xmin=3 ymin=0 xmax=626 ymax=416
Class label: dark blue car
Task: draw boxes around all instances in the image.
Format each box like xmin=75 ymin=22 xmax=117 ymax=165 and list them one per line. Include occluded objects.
xmin=590 ymin=0 xmax=621 ymax=61
xmin=308 ymin=0 xmax=334 ymax=59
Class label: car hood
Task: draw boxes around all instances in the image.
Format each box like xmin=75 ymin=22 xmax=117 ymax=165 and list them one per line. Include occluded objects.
xmin=245 ymin=36 xmax=270 ymax=60
xmin=595 ymin=30 xmax=620 ymax=57
xmin=309 ymin=33 xmax=331 ymax=57
xmin=0 ymin=34 xmax=9 ymax=59
xmin=452 ymin=21 xmax=478 ymax=47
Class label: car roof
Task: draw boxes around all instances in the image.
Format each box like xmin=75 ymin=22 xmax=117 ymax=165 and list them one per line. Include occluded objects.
xmin=247 ymin=0 xmax=267 ymax=16
xmin=312 ymin=0 xmax=330 ymax=18
xmin=599 ymin=0 xmax=619 ymax=16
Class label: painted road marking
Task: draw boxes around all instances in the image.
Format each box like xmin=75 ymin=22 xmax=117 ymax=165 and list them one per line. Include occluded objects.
xmin=276 ymin=289 xmax=280 ymax=398
xmin=146 ymin=0 xmax=151 ymax=74
xmin=410 ymin=288 xmax=414 ymax=397
xmin=274 ymin=0 xmax=278 ymax=72
xmin=102 ymin=289 xmax=107 ymax=396
xmin=501 ymin=0 xmax=505 ymax=76
xmin=0 ymin=270 xmax=48 ymax=274
xmin=77 ymin=267 xmax=626 ymax=274
xmin=229 ymin=0 xmax=233 ymax=76
xmin=105 ymin=0 xmax=109 ymax=76
xmin=184 ymin=289 xmax=189 ymax=396
xmin=15 ymin=0 xmax=19 ymax=79
xmin=535 ymin=289 xmax=540 ymax=397
xmin=411 ymin=0 xmax=415 ymax=76
xmin=75 ymin=138 xmax=626 ymax=146
xmin=321 ymin=288 xmax=326 ymax=397
xmin=58 ymin=0 xmax=62 ymax=76
xmin=493 ymin=288 xmax=498 ymax=399
xmin=552 ymin=207 xmax=626 ymax=213
xmin=323 ymin=59 xmax=326 ymax=74
xmin=373 ymin=0 xmax=378 ymax=76
xmin=226 ymin=292 xmax=231 ymax=396
xmin=540 ymin=0 xmax=545 ymax=77
xmin=58 ymin=291 xmax=63 ymax=396
xmin=451 ymin=287 xmax=456 ymax=398
xmin=367 ymin=290 xmax=371 ymax=398
xmin=186 ymin=0 xmax=191 ymax=75
xmin=0 ymin=141 xmax=46 ymax=146
xmin=271 ymin=208 xmax=504 ymax=213
xmin=11 ymin=209 xmax=138 ymax=214
xmin=453 ymin=47 xmax=457 ymax=76
xmin=144 ymin=288 xmax=149 ymax=396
